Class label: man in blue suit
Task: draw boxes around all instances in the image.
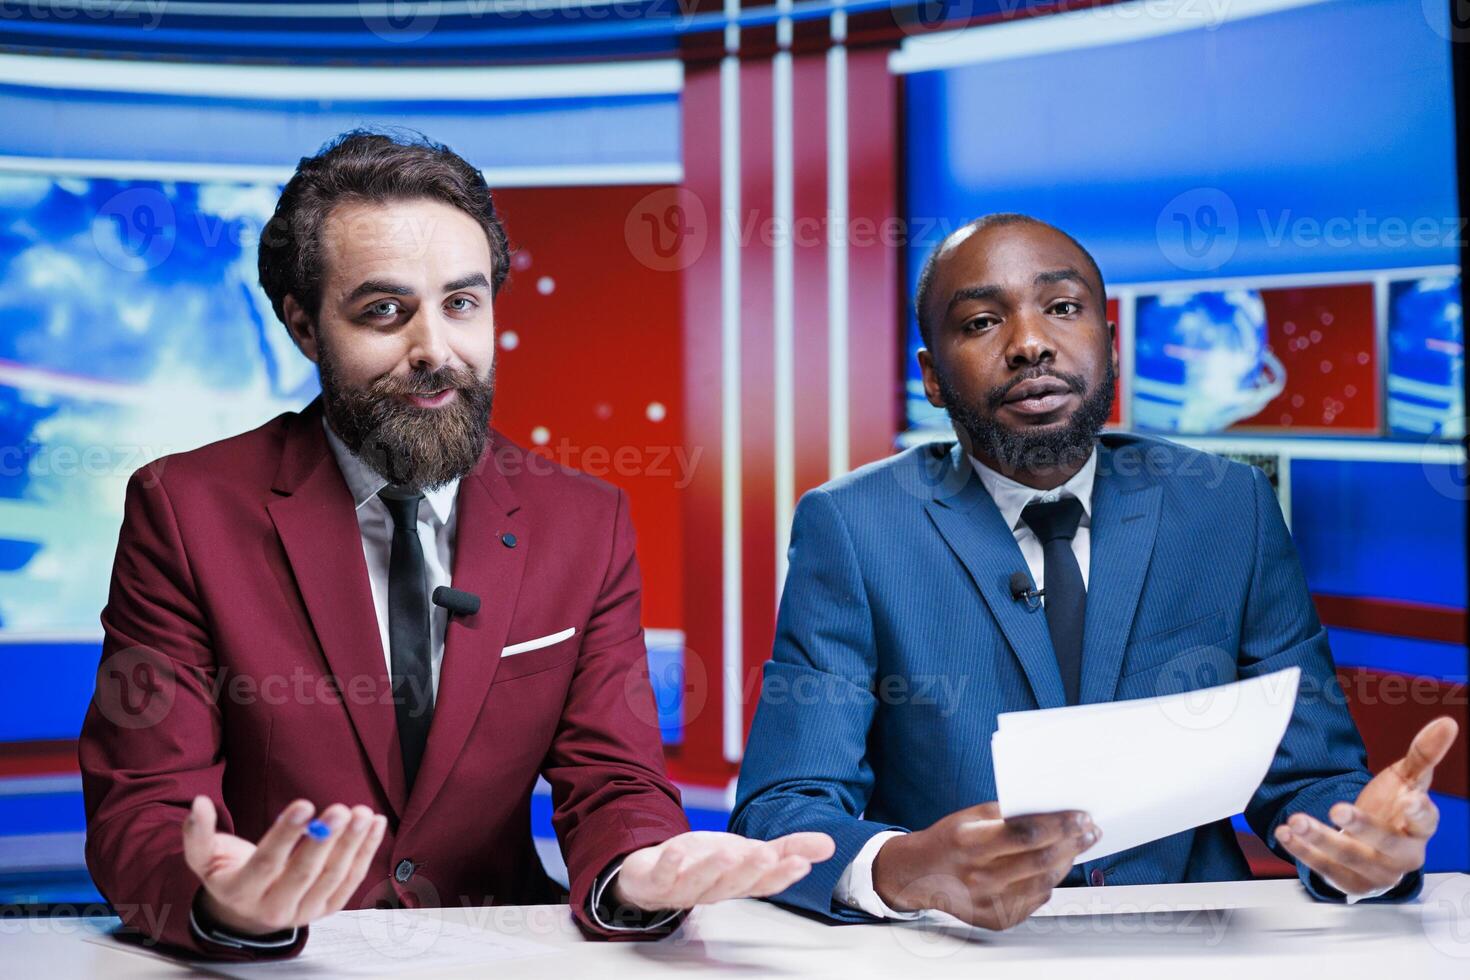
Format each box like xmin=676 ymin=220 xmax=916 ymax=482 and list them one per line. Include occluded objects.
xmin=730 ymin=214 xmax=1458 ymax=930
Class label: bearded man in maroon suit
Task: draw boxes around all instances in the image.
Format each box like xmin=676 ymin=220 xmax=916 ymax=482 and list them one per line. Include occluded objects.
xmin=78 ymin=130 xmax=831 ymax=960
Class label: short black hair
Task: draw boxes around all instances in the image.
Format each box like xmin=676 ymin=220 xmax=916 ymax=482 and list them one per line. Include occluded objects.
xmin=258 ymin=128 xmax=511 ymax=327
xmin=914 ymin=213 xmax=1106 ymax=348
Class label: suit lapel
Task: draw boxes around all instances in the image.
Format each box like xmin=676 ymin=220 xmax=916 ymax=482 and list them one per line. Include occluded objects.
xmin=267 ymin=398 xmax=406 ymax=816
xmin=1078 ymin=440 xmax=1163 ymax=705
xmin=924 ymin=444 xmax=1067 ymax=710
xmin=402 ymin=438 xmax=528 ymax=825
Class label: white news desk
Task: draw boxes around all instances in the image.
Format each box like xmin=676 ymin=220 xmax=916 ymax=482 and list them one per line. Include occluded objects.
xmin=7 ymin=874 xmax=1470 ymax=978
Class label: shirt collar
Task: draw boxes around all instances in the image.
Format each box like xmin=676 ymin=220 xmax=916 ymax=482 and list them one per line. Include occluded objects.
xmin=969 ymin=443 xmax=1098 ymax=533
xmin=321 ymin=415 xmax=459 ymax=526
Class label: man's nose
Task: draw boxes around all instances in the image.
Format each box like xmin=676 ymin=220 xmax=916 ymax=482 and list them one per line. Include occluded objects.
xmin=1004 ymin=310 xmax=1057 ymax=370
xmin=404 ymin=311 xmax=453 ymax=373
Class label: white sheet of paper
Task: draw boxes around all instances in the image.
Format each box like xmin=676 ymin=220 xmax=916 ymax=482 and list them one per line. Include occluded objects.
xmin=86 ymin=909 xmax=558 ymax=977
xmin=991 ymin=666 xmax=1301 ymax=864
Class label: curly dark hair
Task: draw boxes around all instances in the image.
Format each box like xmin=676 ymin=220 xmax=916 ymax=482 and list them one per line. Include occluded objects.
xmin=257 ymin=129 xmax=511 ymax=326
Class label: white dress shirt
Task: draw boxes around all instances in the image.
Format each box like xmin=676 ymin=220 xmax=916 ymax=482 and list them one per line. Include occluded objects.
xmin=322 ymin=419 xmax=460 ymax=697
xmin=832 ymin=442 xmax=1394 ymax=917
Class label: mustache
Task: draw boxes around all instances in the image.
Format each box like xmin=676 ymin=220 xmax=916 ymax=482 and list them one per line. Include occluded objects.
xmin=987 ymin=368 xmax=1087 ymax=409
xmin=371 ymin=366 xmax=481 ymax=399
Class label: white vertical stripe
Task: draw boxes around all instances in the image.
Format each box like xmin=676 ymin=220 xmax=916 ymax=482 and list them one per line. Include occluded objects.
xmin=773 ymin=0 xmax=796 ymax=599
xmin=1275 ymin=450 xmax=1293 ymax=530
xmin=1115 ymin=287 xmax=1135 ymax=431
xmin=720 ymin=0 xmax=745 ymax=764
xmin=827 ymin=6 xmax=851 ymax=480
xmin=1373 ymin=273 xmax=1390 ymax=440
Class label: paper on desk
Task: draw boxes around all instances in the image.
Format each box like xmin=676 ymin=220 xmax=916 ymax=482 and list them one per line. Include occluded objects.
xmin=86 ymin=908 xmax=558 ymax=977
xmin=992 ymin=666 xmax=1300 ymax=865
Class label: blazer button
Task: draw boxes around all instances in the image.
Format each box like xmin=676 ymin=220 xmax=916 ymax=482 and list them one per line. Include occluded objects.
xmin=501 ymin=533 xmax=517 ymax=548
xmin=1090 ymin=868 xmax=1105 ymax=887
xmin=394 ymin=859 xmax=415 ymax=883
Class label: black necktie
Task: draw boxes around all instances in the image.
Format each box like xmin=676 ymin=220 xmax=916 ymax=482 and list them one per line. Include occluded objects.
xmin=378 ymin=487 xmax=434 ymax=792
xmin=1021 ymin=496 xmax=1086 ymax=706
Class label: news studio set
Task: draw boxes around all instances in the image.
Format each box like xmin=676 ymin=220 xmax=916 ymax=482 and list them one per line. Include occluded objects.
xmin=2 ymin=0 xmax=1468 ymax=975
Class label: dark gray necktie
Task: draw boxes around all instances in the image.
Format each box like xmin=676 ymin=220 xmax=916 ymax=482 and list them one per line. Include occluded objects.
xmin=1021 ymin=496 xmax=1086 ymax=706
xmin=378 ymin=487 xmax=433 ymax=792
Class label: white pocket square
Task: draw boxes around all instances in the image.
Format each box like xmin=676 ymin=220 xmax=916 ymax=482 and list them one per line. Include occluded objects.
xmin=501 ymin=627 xmax=576 ymax=658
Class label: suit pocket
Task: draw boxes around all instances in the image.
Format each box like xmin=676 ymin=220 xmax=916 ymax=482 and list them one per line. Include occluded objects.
xmin=495 ymin=629 xmax=579 ymax=681
xmin=1120 ymin=610 xmax=1229 ymax=679
xmin=502 ymin=627 xmax=576 ymax=657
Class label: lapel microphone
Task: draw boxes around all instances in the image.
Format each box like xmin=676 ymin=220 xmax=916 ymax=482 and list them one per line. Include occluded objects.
xmin=1009 ymin=571 xmax=1045 ymax=611
xmin=432 ymin=586 xmax=482 ymax=617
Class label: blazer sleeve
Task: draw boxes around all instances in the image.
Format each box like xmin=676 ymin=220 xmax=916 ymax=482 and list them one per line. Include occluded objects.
xmin=1236 ymin=465 xmax=1423 ymax=903
xmin=729 ymin=488 xmax=907 ymax=923
xmin=77 ymin=465 xmax=309 ymax=960
xmin=539 ymin=487 xmax=691 ymax=940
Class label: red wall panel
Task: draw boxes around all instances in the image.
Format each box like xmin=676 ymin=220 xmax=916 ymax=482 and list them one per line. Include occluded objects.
xmin=491 ymin=186 xmax=686 ymax=630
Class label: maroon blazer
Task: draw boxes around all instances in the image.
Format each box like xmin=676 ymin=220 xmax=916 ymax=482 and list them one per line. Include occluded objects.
xmin=78 ymin=396 xmax=689 ymax=959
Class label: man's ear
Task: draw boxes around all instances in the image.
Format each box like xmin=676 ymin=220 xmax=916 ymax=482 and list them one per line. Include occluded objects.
xmin=1107 ymin=320 xmax=1120 ymax=377
xmin=918 ymin=347 xmax=945 ymax=408
xmin=282 ymin=295 xmax=319 ymax=364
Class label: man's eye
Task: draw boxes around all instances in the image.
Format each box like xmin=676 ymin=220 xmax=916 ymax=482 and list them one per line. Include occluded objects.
xmin=447 ymin=296 xmax=476 ymax=312
xmin=965 ymin=316 xmax=997 ymax=332
xmin=366 ymin=301 xmax=399 ymax=318
xmin=1050 ymin=301 xmax=1081 ymax=316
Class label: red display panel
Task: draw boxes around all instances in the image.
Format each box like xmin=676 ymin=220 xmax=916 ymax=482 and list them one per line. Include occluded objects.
xmin=1240 ymin=283 xmax=1379 ymax=432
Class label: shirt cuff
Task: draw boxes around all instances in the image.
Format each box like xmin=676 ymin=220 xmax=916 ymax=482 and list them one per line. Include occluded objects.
xmin=1317 ymin=870 xmax=1405 ymax=905
xmin=833 ymin=830 xmax=923 ymax=920
xmin=588 ymin=859 xmax=683 ymax=932
xmin=189 ymin=896 xmax=300 ymax=950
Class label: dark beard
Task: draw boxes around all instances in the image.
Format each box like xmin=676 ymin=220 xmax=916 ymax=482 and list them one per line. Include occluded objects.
xmin=937 ymin=359 xmax=1116 ymax=475
xmin=316 ymin=337 xmax=495 ymax=492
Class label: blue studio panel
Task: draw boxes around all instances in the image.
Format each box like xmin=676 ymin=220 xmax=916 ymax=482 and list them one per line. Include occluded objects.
xmin=1289 ymin=459 xmax=1466 ymax=611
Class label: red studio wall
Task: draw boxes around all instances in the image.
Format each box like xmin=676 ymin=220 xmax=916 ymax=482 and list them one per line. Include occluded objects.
xmin=490 ymin=185 xmax=686 ymax=633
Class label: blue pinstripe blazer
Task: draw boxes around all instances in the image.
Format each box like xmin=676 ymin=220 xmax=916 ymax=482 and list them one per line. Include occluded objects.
xmin=730 ymin=432 xmax=1422 ymax=921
